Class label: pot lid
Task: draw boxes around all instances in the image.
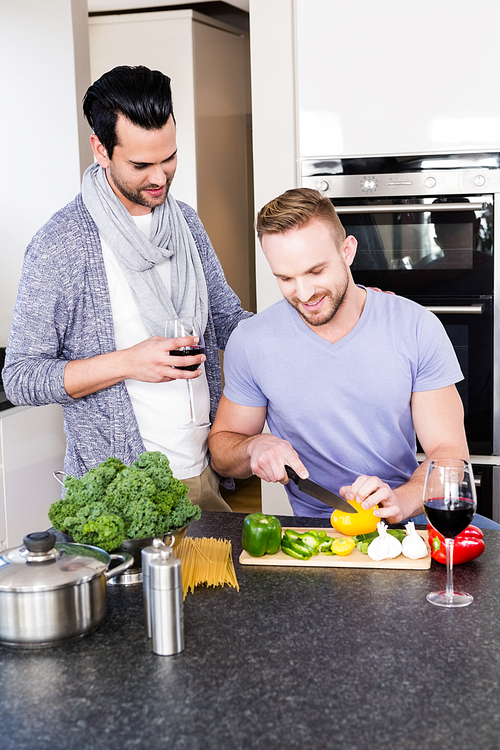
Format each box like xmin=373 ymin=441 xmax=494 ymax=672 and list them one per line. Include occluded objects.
xmin=0 ymin=531 xmax=111 ymax=592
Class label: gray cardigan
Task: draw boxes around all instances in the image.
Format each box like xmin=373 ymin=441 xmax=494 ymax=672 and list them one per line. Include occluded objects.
xmin=3 ymin=194 xmax=251 ymax=480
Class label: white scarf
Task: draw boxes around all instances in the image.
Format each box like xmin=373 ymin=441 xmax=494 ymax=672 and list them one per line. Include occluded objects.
xmin=81 ymin=163 xmax=208 ymax=337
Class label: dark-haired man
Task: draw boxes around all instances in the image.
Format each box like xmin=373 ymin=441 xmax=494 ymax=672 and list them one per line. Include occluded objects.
xmin=209 ymin=188 xmax=499 ymax=528
xmin=3 ymin=66 xmax=251 ymax=510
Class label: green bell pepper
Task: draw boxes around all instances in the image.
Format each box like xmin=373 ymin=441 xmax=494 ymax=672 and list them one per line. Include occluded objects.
xmin=241 ymin=513 xmax=282 ymax=557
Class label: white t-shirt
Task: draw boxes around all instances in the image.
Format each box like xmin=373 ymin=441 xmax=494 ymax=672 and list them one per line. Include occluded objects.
xmin=101 ymin=212 xmax=210 ymax=479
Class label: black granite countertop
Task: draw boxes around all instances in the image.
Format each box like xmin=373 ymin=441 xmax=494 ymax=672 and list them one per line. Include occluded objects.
xmin=1 ymin=512 xmax=499 ymax=750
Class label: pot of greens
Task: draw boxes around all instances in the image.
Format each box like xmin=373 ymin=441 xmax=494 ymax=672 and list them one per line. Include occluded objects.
xmin=48 ymin=451 xmax=201 ymax=585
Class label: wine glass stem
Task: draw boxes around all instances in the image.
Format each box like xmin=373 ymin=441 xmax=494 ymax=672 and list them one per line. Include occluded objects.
xmin=445 ymin=537 xmax=455 ymax=603
xmin=186 ymin=379 xmax=197 ymax=423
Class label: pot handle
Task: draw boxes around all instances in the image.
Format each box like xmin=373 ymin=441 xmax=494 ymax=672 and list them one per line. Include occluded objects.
xmin=105 ymin=552 xmax=134 ymax=581
xmin=53 ymin=470 xmax=68 ymax=487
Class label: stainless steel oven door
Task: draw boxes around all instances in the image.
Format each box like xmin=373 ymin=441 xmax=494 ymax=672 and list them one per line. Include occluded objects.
xmin=334 ymin=195 xmax=493 ymax=297
xmin=471 ymin=463 xmax=500 ymax=522
xmin=410 ymin=296 xmax=493 ymax=456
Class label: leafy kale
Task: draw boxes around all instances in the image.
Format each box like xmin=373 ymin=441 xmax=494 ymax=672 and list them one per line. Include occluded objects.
xmin=104 ymin=466 xmax=158 ymax=518
xmin=132 ymin=451 xmax=177 ymax=493
xmin=164 ymin=492 xmax=203 ymax=533
xmin=48 ymin=451 xmax=201 ymax=551
xmin=80 ymin=456 xmax=125 ymax=501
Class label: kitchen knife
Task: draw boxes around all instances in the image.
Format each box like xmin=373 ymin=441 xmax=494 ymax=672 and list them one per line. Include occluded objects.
xmin=285 ymin=466 xmax=358 ymax=513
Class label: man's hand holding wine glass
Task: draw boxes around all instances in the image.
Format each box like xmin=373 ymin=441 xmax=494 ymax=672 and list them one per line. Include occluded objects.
xmin=165 ymin=317 xmax=210 ymax=428
xmin=119 ymin=335 xmax=206 ymax=384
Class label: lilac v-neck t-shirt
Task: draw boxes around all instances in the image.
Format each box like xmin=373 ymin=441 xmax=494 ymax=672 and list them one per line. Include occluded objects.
xmin=222 ymin=289 xmax=463 ymax=517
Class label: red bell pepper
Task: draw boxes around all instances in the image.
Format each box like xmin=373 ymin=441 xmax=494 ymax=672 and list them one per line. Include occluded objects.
xmin=427 ymin=523 xmax=485 ymax=565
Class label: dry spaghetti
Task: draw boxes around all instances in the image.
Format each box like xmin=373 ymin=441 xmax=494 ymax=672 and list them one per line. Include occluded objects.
xmin=176 ymin=537 xmax=239 ymax=599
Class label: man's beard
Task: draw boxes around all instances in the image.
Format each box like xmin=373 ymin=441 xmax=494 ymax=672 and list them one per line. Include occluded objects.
xmin=108 ymin=163 xmax=173 ymax=209
xmin=288 ymin=271 xmax=349 ymax=327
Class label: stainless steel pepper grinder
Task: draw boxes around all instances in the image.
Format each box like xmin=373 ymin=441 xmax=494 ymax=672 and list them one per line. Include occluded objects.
xmin=149 ymin=547 xmax=184 ymax=656
xmin=141 ymin=538 xmax=166 ymax=638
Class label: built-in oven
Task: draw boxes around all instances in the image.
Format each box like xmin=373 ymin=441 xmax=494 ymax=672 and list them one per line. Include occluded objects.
xmin=302 ymin=153 xmax=500 ymax=520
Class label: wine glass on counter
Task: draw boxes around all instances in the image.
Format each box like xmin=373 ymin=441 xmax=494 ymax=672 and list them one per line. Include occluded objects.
xmin=423 ymin=458 xmax=477 ymax=607
xmin=165 ymin=317 xmax=210 ymax=429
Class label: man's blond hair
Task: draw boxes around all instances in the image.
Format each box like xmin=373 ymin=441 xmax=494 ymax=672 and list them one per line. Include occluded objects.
xmin=256 ymin=188 xmax=346 ymax=247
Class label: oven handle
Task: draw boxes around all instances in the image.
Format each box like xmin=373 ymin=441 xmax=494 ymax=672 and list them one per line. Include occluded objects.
xmin=336 ymin=202 xmax=483 ymax=214
xmin=424 ymin=304 xmax=484 ymax=315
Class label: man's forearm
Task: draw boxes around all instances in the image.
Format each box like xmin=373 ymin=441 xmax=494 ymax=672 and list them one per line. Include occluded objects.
xmin=393 ymin=460 xmax=429 ymax=520
xmin=64 ymin=336 xmax=205 ymax=399
xmin=394 ymin=441 xmax=470 ymax=520
xmin=208 ymin=431 xmax=257 ymax=478
xmin=64 ymin=351 xmax=130 ymax=399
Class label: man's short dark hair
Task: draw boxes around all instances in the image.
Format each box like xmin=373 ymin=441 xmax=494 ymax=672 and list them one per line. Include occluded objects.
xmin=83 ymin=65 xmax=175 ymax=159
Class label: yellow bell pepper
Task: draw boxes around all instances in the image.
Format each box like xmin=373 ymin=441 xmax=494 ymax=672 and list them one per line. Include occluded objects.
xmin=330 ymin=500 xmax=378 ymax=536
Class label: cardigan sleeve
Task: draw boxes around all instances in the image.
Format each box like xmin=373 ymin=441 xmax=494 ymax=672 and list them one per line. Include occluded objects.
xmin=3 ymin=216 xmax=81 ymax=406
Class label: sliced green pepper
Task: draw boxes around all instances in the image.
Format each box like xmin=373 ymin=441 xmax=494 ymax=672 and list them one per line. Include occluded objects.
xmin=356 ymin=540 xmax=372 ymax=555
xmin=317 ymin=538 xmax=333 ymax=553
xmin=301 ymin=542 xmax=319 ymax=555
xmin=281 ymin=535 xmax=313 ymax=560
xmin=284 ymin=529 xmax=302 ymax=542
xmin=300 ymin=531 xmax=321 ymax=550
xmin=242 ymin=513 xmax=282 ymax=557
xmin=303 ymin=529 xmax=320 ymax=539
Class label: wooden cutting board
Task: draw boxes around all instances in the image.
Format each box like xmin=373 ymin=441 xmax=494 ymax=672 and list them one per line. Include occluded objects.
xmin=239 ymin=528 xmax=431 ymax=570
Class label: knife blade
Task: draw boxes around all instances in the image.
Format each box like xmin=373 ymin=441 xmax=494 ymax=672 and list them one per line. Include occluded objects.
xmin=285 ymin=466 xmax=358 ymax=513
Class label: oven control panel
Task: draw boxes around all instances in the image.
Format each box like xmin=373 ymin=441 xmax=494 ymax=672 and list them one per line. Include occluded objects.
xmin=302 ymin=169 xmax=500 ymax=199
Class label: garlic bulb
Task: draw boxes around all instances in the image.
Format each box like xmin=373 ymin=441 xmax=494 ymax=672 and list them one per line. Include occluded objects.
xmin=401 ymin=521 xmax=428 ymax=560
xmin=367 ymin=521 xmax=402 ymax=561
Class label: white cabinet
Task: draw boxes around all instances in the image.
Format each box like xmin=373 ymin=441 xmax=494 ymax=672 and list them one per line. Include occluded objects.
xmin=89 ymin=8 xmax=255 ymax=312
xmin=295 ymin=0 xmax=500 ymax=159
xmin=0 ymin=405 xmax=66 ymax=550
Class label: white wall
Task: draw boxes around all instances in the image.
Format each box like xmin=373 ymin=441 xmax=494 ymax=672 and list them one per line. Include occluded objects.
xmin=0 ymin=0 xmax=93 ymax=345
xmin=249 ymin=0 xmax=296 ymax=513
xmin=249 ymin=0 xmax=296 ymax=315
xmin=89 ymin=12 xmax=199 ymax=209
xmin=89 ymin=9 xmax=255 ymax=312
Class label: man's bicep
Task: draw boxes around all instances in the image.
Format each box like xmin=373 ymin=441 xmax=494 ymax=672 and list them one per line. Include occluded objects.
xmin=210 ymin=395 xmax=267 ymax=438
xmin=411 ymin=385 xmax=468 ymax=457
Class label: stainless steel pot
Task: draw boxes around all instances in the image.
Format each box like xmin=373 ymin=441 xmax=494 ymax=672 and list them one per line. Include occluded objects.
xmin=0 ymin=531 xmax=133 ymax=649
xmin=109 ymin=525 xmax=189 ymax=586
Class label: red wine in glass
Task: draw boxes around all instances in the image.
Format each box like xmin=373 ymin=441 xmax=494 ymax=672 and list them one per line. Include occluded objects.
xmin=169 ymin=345 xmax=206 ymax=371
xmin=423 ymin=498 xmax=474 ymax=539
xmin=423 ymin=459 xmax=477 ymax=608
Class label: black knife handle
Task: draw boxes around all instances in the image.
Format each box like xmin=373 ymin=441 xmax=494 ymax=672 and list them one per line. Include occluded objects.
xmin=285 ymin=465 xmax=300 ymax=484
